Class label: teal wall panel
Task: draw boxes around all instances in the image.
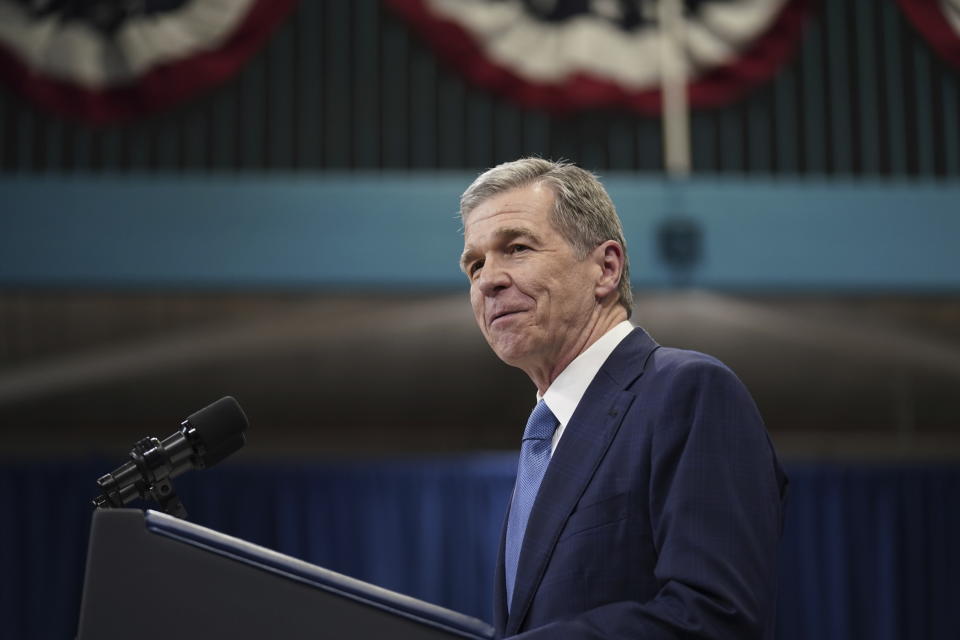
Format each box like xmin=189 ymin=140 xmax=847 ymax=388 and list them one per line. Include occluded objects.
xmin=2 ymin=174 xmax=958 ymax=291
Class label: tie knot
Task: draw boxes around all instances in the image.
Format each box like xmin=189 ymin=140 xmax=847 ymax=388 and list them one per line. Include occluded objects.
xmin=523 ymin=400 xmax=558 ymax=441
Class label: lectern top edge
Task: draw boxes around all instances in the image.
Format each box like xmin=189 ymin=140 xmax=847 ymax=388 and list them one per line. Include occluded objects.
xmin=143 ymin=509 xmax=494 ymax=639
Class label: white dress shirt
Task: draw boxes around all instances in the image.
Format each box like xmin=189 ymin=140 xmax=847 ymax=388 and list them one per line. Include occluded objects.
xmin=539 ymin=321 xmax=635 ymax=454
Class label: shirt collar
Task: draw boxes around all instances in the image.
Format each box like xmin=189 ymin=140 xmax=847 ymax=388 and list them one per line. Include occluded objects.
xmin=540 ymin=320 xmax=634 ymax=430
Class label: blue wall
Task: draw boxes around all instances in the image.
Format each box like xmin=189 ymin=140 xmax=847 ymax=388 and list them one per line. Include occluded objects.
xmin=2 ymin=457 xmax=958 ymax=639
xmin=2 ymin=174 xmax=959 ymax=291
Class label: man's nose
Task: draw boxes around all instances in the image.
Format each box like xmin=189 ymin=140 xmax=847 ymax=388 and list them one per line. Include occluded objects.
xmin=475 ymin=257 xmax=511 ymax=296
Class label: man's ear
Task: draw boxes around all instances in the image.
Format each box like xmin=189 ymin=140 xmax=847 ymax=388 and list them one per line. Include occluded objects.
xmin=593 ymin=240 xmax=624 ymax=300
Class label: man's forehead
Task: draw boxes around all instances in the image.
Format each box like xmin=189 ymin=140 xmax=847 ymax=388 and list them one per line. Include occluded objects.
xmin=465 ymin=183 xmax=553 ymax=222
xmin=464 ymin=202 xmax=553 ymax=240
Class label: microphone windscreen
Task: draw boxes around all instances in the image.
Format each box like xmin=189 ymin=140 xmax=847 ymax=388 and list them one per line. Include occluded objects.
xmin=185 ymin=396 xmax=248 ymax=467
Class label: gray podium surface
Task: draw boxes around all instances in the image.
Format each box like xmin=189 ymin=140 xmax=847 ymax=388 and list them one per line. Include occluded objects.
xmin=77 ymin=509 xmax=495 ymax=640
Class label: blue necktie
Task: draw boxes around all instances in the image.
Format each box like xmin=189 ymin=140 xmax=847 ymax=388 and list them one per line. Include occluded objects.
xmin=504 ymin=400 xmax=558 ymax=611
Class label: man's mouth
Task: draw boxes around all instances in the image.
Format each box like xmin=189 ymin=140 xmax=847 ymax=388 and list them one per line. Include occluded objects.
xmin=490 ymin=309 xmax=525 ymax=325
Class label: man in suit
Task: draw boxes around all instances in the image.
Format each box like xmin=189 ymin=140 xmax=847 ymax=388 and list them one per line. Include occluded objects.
xmin=459 ymin=158 xmax=788 ymax=639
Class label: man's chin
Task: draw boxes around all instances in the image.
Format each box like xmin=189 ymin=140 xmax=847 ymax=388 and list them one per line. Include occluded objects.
xmin=489 ymin=339 xmax=536 ymax=368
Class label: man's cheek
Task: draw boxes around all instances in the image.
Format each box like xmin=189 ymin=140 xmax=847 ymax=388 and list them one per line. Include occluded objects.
xmin=470 ymin=300 xmax=485 ymax=328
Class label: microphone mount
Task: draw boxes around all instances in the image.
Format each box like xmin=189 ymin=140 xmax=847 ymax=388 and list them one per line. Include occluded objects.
xmin=91 ymin=397 xmax=248 ymax=519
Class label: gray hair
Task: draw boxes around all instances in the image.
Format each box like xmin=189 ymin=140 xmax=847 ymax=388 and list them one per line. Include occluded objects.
xmin=460 ymin=157 xmax=633 ymax=317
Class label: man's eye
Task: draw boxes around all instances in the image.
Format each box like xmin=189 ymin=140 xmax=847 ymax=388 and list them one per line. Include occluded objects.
xmin=470 ymin=260 xmax=484 ymax=276
xmin=508 ymin=244 xmax=529 ymax=254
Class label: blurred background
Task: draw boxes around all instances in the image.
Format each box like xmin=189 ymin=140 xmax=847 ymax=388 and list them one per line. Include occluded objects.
xmin=0 ymin=0 xmax=958 ymax=638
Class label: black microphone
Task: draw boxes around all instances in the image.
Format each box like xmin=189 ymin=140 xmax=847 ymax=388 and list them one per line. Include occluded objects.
xmin=92 ymin=396 xmax=248 ymax=517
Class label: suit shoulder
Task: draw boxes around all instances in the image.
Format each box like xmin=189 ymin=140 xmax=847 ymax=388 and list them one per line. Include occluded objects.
xmin=646 ymin=345 xmax=734 ymax=378
xmin=635 ymin=346 xmax=756 ymax=404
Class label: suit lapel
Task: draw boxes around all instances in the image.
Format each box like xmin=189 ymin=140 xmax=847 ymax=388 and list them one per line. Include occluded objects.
xmin=504 ymin=328 xmax=657 ymax=634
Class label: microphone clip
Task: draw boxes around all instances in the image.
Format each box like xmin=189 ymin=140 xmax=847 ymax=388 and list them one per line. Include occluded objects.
xmin=93 ymin=436 xmax=189 ymax=519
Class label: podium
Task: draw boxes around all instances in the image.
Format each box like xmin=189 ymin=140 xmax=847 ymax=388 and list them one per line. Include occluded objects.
xmin=77 ymin=509 xmax=495 ymax=639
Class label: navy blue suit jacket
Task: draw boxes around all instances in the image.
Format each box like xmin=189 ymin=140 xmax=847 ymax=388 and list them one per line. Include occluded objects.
xmin=494 ymin=328 xmax=788 ymax=639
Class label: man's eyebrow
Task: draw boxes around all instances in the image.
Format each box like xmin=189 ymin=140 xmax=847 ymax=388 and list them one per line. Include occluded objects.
xmin=460 ymin=227 xmax=543 ymax=272
xmin=496 ymin=227 xmax=543 ymax=245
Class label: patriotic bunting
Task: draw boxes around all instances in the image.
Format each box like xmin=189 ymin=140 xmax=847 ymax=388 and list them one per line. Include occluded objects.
xmin=897 ymin=0 xmax=960 ymax=69
xmin=387 ymin=0 xmax=813 ymax=114
xmin=0 ymin=0 xmax=299 ymax=124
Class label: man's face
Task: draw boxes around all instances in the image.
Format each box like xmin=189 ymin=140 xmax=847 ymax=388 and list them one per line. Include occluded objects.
xmin=461 ymin=183 xmax=601 ymax=373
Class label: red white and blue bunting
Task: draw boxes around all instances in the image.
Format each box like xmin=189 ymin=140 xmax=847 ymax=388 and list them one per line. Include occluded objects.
xmin=0 ymin=0 xmax=299 ymax=124
xmin=897 ymin=0 xmax=960 ymax=69
xmin=388 ymin=0 xmax=813 ymax=114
